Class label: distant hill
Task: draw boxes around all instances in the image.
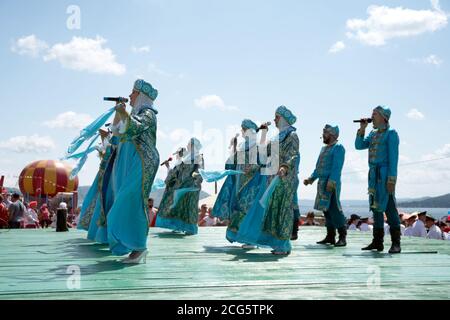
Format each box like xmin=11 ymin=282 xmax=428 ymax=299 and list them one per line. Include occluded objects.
xmin=398 ymin=193 xmax=450 ymax=208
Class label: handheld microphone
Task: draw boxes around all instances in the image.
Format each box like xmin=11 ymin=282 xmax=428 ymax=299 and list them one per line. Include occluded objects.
xmin=353 ymin=118 xmax=373 ymax=123
xmin=229 ymin=134 xmax=239 ymax=149
xmin=104 ymin=97 xmax=129 ymax=103
xmin=257 ymin=122 xmax=272 ymax=132
xmin=160 ymin=157 xmax=173 ymax=167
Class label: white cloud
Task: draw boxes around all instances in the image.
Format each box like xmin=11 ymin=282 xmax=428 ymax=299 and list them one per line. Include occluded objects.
xmin=43 ymin=36 xmax=126 ymax=75
xmin=399 ymin=144 xmax=450 ymax=186
xmin=424 ymin=54 xmax=443 ymax=66
xmin=406 ymin=108 xmax=425 ymax=120
xmin=11 ymin=34 xmax=48 ymax=57
xmin=329 ymin=41 xmax=346 ymax=54
xmin=346 ymin=1 xmax=448 ymax=46
xmin=435 ymin=144 xmax=450 ymax=157
xmin=342 ymin=151 xmax=368 ymax=182
xmin=43 ymin=111 xmax=93 ymax=130
xmin=408 ymin=54 xmax=444 ymax=66
xmin=131 ymin=45 xmax=150 ymax=54
xmin=0 ymin=134 xmax=56 ymax=153
xmin=169 ymin=128 xmax=192 ymax=143
xmin=194 ymin=95 xmax=238 ymax=111
xmin=157 ymin=129 xmax=168 ymax=140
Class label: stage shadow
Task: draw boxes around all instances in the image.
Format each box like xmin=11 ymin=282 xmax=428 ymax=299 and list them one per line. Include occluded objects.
xmin=201 ymin=245 xmax=287 ymax=262
xmin=302 ymin=244 xmax=336 ymax=250
xmin=153 ymin=232 xmax=193 ymax=239
xmin=342 ymin=252 xmax=394 ymax=259
xmin=44 ymin=259 xmax=135 ymax=281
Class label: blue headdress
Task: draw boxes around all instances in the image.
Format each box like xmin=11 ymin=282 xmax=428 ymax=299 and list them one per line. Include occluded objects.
xmin=134 ymin=79 xmax=158 ymax=100
xmin=276 ymin=105 xmax=297 ymax=125
xmin=324 ymin=124 xmax=340 ymax=138
xmin=241 ymin=119 xmax=258 ymax=132
xmin=373 ymin=105 xmax=391 ymax=121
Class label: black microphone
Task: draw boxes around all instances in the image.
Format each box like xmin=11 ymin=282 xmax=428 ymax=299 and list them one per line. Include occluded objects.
xmin=256 ymin=122 xmax=272 ymax=132
xmin=104 ymin=97 xmax=129 ymax=103
xmin=160 ymin=157 xmax=173 ymax=167
xmin=353 ymin=118 xmax=373 ymax=123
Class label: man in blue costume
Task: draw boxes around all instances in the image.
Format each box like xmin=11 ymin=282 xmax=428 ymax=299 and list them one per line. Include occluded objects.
xmin=106 ymin=79 xmax=160 ymax=263
xmin=355 ymin=106 xmax=401 ymax=254
xmin=304 ymin=124 xmax=347 ymax=247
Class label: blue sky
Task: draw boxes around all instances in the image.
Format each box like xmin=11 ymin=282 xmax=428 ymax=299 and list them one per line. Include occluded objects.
xmin=0 ymin=0 xmax=449 ymax=200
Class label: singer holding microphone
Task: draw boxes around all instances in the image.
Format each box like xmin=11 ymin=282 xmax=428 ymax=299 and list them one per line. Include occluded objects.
xmin=156 ymin=138 xmax=204 ymax=235
xmin=236 ymin=106 xmax=300 ymax=255
xmin=105 ymin=79 xmax=160 ymax=263
xmin=355 ymin=106 xmax=401 ymax=254
xmin=212 ymin=119 xmax=264 ymax=247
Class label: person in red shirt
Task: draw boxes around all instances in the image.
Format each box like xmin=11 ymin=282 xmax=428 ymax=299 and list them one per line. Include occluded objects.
xmin=38 ymin=203 xmax=52 ymax=228
xmin=0 ymin=195 xmax=9 ymax=228
xmin=443 ymin=217 xmax=450 ymax=233
xmin=147 ymin=198 xmax=157 ymax=227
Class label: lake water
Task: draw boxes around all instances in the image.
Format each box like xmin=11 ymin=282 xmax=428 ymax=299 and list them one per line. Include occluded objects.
xmin=299 ymin=205 xmax=450 ymax=220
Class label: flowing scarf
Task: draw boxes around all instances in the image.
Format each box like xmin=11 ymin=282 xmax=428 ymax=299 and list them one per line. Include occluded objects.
xmin=151 ymin=178 xmax=166 ymax=193
xmin=199 ymin=169 xmax=243 ymax=183
xmin=63 ymin=106 xmax=116 ymax=178
xmin=259 ymin=176 xmax=281 ymax=209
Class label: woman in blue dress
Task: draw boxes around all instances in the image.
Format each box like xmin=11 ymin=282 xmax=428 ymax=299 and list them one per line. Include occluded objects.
xmin=156 ymin=138 xmax=204 ymax=235
xmin=236 ymin=106 xmax=300 ymax=255
xmin=105 ymin=79 xmax=160 ymax=263
xmin=212 ymin=119 xmax=265 ymax=247
xmin=77 ymin=129 xmax=117 ymax=244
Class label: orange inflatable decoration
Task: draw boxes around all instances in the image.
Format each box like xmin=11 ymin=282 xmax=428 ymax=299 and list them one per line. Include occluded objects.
xmin=18 ymin=160 xmax=79 ymax=197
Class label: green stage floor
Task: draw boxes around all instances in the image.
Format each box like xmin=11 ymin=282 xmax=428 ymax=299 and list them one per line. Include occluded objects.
xmin=0 ymin=227 xmax=449 ymax=300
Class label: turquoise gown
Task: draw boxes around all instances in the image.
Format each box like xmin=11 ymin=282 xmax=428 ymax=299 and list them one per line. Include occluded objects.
xmin=106 ymin=106 xmax=160 ymax=255
xmin=212 ymin=140 xmax=264 ymax=243
xmin=236 ymin=126 xmax=300 ymax=252
xmin=77 ymin=136 xmax=118 ymax=244
xmin=156 ymin=154 xmax=204 ymax=235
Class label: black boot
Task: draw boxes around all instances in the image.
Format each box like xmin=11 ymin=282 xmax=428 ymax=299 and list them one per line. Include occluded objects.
xmin=362 ymin=228 xmax=384 ymax=251
xmin=317 ymin=227 xmax=336 ymax=245
xmin=335 ymin=227 xmax=347 ymax=247
xmin=291 ymin=216 xmax=299 ymax=241
xmin=388 ymin=226 xmax=401 ymax=254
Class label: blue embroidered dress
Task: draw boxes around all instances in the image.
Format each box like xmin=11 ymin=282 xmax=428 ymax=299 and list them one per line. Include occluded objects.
xmin=156 ymin=154 xmax=204 ymax=235
xmin=212 ymin=139 xmax=264 ymax=243
xmin=77 ymin=136 xmax=118 ymax=244
xmin=106 ymin=106 xmax=160 ymax=255
xmin=236 ymin=126 xmax=300 ymax=252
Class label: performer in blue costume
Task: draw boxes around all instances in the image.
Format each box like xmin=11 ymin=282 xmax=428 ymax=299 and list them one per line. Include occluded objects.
xmin=304 ymin=124 xmax=347 ymax=247
xmin=156 ymin=138 xmax=204 ymax=235
xmin=212 ymin=119 xmax=264 ymax=247
xmin=77 ymin=128 xmax=117 ymax=244
xmin=236 ymin=106 xmax=300 ymax=255
xmin=355 ymin=106 xmax=401 ymax=254
xmin=106 ymin=79 xmax=160 ymax=263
